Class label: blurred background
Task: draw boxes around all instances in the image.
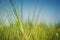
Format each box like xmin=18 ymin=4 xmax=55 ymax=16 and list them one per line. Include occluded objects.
xmin=0 ymin=0 xmax=60 ymax=40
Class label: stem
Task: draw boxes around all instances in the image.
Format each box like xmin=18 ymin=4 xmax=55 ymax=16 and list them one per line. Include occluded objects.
xmin=21 ymin=0 xmax=23 ymax=22
xmin=31 ymin=0 xmax=38 ymax=23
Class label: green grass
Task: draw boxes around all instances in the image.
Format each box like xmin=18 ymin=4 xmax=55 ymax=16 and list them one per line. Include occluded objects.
xmin=0 ymin=22 xmax=60 ymax=40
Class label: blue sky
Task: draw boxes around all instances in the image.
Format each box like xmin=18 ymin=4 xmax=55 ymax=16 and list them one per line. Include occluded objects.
xmin=0 ymin=0 xmax=60 ymax=24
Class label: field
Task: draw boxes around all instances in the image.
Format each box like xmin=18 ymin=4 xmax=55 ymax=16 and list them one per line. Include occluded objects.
xmin=0 ymin=0 xmax=60 ymax=40
xmin=0 ymin=21 xmax=60 ymax=40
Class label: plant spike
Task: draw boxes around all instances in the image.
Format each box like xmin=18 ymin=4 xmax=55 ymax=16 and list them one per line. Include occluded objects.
xmin=9 ymin=0 xmax=24 ymax=34
xmin=9 ymin=0 xmax=29 ymax=40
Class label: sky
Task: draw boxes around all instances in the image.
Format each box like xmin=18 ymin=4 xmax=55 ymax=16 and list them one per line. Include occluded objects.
xmin=0 ymin=0 xmax=60 ymax=24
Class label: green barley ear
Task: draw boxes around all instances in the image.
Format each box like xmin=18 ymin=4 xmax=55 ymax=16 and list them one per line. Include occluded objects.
xmin=9 ymin=0 xmax=29 ymax=40
xmin=16 ymin=18 xmax=24 ymax=33
xmin=10 ymin=0 xmax=24 ymax=33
